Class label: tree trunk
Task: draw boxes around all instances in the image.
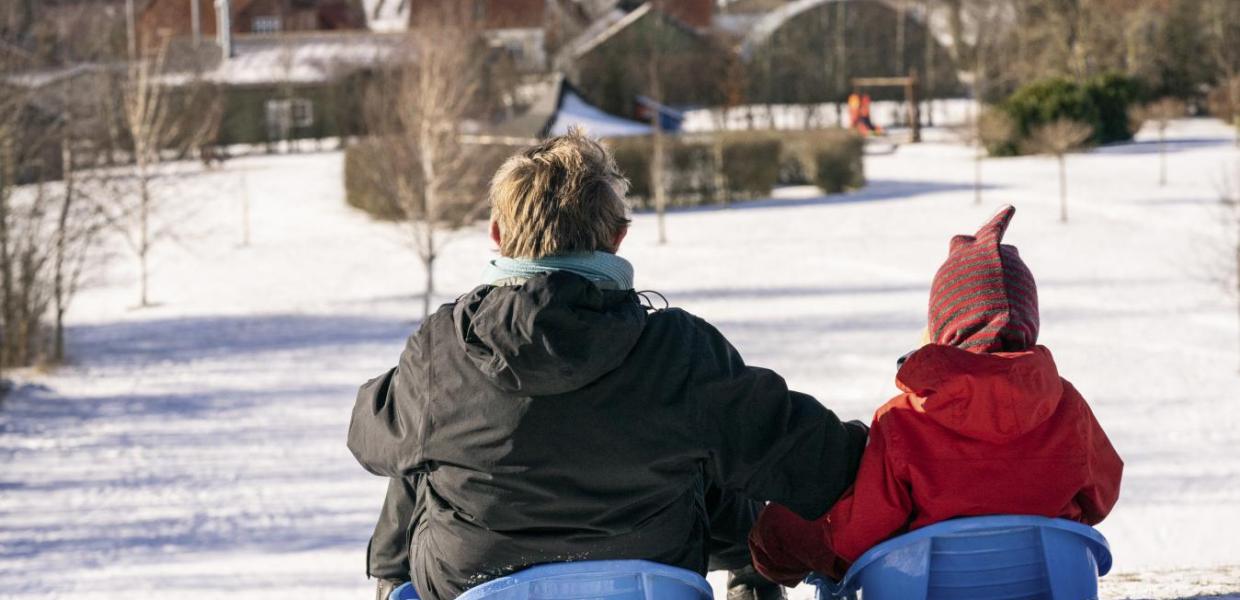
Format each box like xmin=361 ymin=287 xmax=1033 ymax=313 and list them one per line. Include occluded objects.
xmin=835 ymin=1 xmax=847 ymax=95
xmin=895 ymin=0 xmax=907 ymax=75
xmin=53 ymin=140 xmax=75 ymax=362
xmin=974 ymin=149 xmax=983 ymax=205
xmin=417 ymin=117 xmax=438 ymax=318
xmin=423 ymin=249 xmax=434 ymax=319
xmin=653 ymin=124 xmax=667 ymax=244
xmin=138 ymin=163 xmax=151 ymax=307
xmin=241 ymin=173 xmax=251 ymax=247
xmin=1058 ymin=154 xmax=1069 ymax=223
xmin=0 ymin=140 xmax=15 ymax=369
xmin=648 ymin=24 xmax=667 ymax=245
xmin=1159 ymin=127 xmax=1167 ymax=186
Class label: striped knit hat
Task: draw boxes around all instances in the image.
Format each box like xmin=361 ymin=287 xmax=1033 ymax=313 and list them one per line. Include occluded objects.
xmin=928 ymin=206 xmax=1039 ymax=353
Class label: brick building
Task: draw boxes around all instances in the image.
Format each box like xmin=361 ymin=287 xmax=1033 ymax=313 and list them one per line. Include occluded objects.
xmin=139 ymin=0 xmax=364 ymax=42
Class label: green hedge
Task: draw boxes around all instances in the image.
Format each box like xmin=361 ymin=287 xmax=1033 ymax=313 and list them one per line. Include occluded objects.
xmin=812 ymin=131 xmax=866 ymax=193
xmin=343 ymin=140 xmax=406 ymax=220
xmin=992 ymin=73 xmax=1147 ymax=156
xmin=610 ymin=129 xmax=864 ymax=208
xmin=610 ymin=137 xmax=723 ymax=208
xmin=722 ymin=139 xmax=783 ymax=197
xmin=343 ymin=139 xmax=519 ymax=222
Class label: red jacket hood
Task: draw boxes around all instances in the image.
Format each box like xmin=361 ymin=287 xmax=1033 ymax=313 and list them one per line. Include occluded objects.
xmin=894 ymin=344 xmax=1064 ymax=443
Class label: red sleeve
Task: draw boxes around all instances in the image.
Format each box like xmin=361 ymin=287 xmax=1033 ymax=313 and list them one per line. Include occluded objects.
xmin=749 ymin=413 xmax=914 ymax=584
xmin=1074 ymin=399 xmax=1123 ymax=524
xmin=820 ymin=413 xmax=914 ymax=580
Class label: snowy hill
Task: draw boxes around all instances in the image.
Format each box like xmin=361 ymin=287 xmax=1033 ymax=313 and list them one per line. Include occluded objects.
xmin=2 ymin=120 xmax=1239 ymax=599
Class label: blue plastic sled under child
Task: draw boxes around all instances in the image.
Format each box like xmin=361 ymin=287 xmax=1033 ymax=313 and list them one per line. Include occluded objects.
xmin=808 ymin=515 xmax=1112 ymax=600
xmin=388 ymin=560 xmax=714 ymax=600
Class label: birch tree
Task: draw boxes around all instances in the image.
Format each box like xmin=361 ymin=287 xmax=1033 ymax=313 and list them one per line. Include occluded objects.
xmin=107 ymin=36 xmax=218 ymax=308
xmin=357 ymin=4 xmax=488 ymax=317
xmin=1133 ymin=97 xmax=1186 ymax=186
xmin=114 ymin=38 xmax=173 ymax=307
xmin=1026 ymin=119 xmax=1093 ymax=223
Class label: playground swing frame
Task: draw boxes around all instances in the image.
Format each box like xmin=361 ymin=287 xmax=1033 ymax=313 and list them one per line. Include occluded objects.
xmin=850 ymin=69 xmax=922 ymax=143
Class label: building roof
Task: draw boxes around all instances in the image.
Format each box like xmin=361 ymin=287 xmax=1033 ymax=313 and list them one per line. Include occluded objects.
xmin=738 ymin=0 xmax=948 ymax=59
xmin=206 ymin=32 xmax=401 ymax=85
xmin=488 ymin=74 xmax=651 ymax=139
xmin=566 ymin=3 xmax=650 ymax=60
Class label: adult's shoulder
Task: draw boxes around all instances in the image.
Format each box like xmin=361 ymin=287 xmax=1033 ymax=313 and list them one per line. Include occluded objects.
xmin=643 ymin=306 xmax=733 ymax=345
xmin=402 ymin=292 xmax=474 ymax=353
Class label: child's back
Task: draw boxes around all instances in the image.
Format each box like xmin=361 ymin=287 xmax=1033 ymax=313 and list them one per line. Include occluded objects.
xmin=749 ymin=206 xmax=1123 ymax=585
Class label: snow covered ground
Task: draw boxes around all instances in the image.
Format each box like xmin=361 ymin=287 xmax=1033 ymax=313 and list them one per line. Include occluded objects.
xmin=2 ymin=119 xmax=1239 ymax=599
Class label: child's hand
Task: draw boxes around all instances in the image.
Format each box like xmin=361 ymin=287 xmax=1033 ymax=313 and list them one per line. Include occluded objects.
xmin=748 ymin=503 xmax=826 ymax=587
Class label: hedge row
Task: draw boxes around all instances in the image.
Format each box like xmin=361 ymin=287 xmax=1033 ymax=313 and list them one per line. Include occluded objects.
xmin=991 ymin=73 xmax=1147 ymax=156
xmin=345 ymin=130 xmax=866 ymax=220
xmin=610 ymin=129 xmax=866 ymax=209
xmin=344 ymin=140 xmax=521 ymax=222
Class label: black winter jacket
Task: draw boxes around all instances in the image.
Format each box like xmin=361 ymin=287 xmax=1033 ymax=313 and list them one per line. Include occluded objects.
xmin=348 ymin=272 xmax=867 ymax=599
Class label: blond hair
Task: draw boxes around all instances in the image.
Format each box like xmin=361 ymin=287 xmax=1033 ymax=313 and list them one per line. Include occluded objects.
xmin=489 ymin=129 xmax=631 ymax=259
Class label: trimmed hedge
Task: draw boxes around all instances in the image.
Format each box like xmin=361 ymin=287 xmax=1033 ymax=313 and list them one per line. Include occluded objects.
xmin=343 ymin=140 xmax=406 ymax=220
xmin=610 ymin=137 xmax=724 ymax=208
xmin=992 ymin=73 xmax=1147 ymax=156
xmin=610 ymin=129 xmax=864 ymax=208
xmin=348 ymin=131 xmax=867 ymax=219
xmin=344 ymin=139 xmax=520 ymax=222
xmin=722 ymin=139 xmax=783 ymax=197
xmin=813 ymin=131 xmax=866 ymax=193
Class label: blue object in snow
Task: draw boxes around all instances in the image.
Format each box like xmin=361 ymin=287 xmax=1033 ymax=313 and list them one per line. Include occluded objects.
xmin=389 ymin=560 xmax=712 ymax=600
xmin=808 ymin=515 xmax=1112 ymax=600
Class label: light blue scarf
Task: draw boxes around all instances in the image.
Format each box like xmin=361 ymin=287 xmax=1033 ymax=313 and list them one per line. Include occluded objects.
xmin=483 ymin=252 xmax=635 ymax=290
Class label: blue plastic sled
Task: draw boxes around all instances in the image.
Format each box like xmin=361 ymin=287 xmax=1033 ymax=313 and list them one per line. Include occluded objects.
xmin=808 ymin=515 xmax=1112 ymax=600
xmin=389 ymin=559 xmax=713 ymax=600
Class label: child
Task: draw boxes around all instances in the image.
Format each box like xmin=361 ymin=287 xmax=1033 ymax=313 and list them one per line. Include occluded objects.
xmin=748 ymin=206 xmax=1123 ymax=586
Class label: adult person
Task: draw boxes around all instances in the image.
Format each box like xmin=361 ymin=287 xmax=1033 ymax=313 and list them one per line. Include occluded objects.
xmin=347 ymin=129 xmax=868 ymax=600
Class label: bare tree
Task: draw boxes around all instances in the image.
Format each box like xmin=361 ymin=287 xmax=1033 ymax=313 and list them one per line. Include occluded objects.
xmin=49 ymin=139 xmax=107 ymax=362
xmin=0 ymin=48 xmax=55 ymax=371
xmin=1133 ymin=97 xmax=1186 ymax=186
xmin=956 ymin=108 xmax=1014 ymax=206
xmin=646 ymin=10 xmax=669 ymax=245
xmin=357 ymin=4 xmax=487 ymax=317
xmin=113 ymin=37 xmax=175 ymax=308
xmin=1025 ymin=119 xmax=1093 ymax=223
xmin=0 ymin=3 xmax=118 ymax=368
xmin=49 ymin=69 xmax=111 ymax=363
xmin=708 ymin=34 xmax=747 ymax=206
xmin=107 ymin=36 xmax=217 ymax=308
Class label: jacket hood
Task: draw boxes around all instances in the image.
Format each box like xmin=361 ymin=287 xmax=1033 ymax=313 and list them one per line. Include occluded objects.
xmin=894 ymin=344 xmax=1063 ymax=442
xmin=453 ymin=271 xmax=648 ymax=396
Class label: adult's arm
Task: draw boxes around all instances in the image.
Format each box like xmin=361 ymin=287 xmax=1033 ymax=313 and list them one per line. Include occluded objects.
xmin=688 ymin=315 xmax=868 ymax=521
xmin=348 ymin=333 xmax=429 ymax=477
xmin=749 ymin=412 xmax=912 ymax=585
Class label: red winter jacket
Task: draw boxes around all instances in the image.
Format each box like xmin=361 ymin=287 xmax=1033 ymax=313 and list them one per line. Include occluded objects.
xmin=749 ymin=344 xmax=1123 ymax=586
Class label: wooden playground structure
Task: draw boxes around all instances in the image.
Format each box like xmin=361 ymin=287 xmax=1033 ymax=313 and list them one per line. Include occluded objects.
xmin=850 ymin=70 xmax=922 ymax=143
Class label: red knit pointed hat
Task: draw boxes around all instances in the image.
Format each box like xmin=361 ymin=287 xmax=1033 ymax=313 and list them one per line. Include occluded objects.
xmin=928 ymin=206 xmax=1039 ymax=353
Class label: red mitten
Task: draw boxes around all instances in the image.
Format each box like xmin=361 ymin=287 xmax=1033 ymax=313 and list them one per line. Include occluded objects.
xmin=748 ymin=503 xmax=828 ymax=587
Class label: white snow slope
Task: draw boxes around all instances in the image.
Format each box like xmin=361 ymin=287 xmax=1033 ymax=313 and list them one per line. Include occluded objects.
xmin=2 ymin=120 xmax=1239 ymax=600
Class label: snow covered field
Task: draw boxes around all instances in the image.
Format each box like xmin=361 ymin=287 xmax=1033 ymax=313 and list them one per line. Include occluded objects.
xmin=2 ymin=120 xmax=1239 ymax=599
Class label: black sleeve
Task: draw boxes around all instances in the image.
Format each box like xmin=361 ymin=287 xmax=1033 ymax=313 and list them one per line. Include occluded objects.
xmin=688 ymin=316 xmax=868 ymax=521
xmin=367 ymin=476 xmax=420 ymax=581
xmin=347 ymin=332 xmax=429 ymax=478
